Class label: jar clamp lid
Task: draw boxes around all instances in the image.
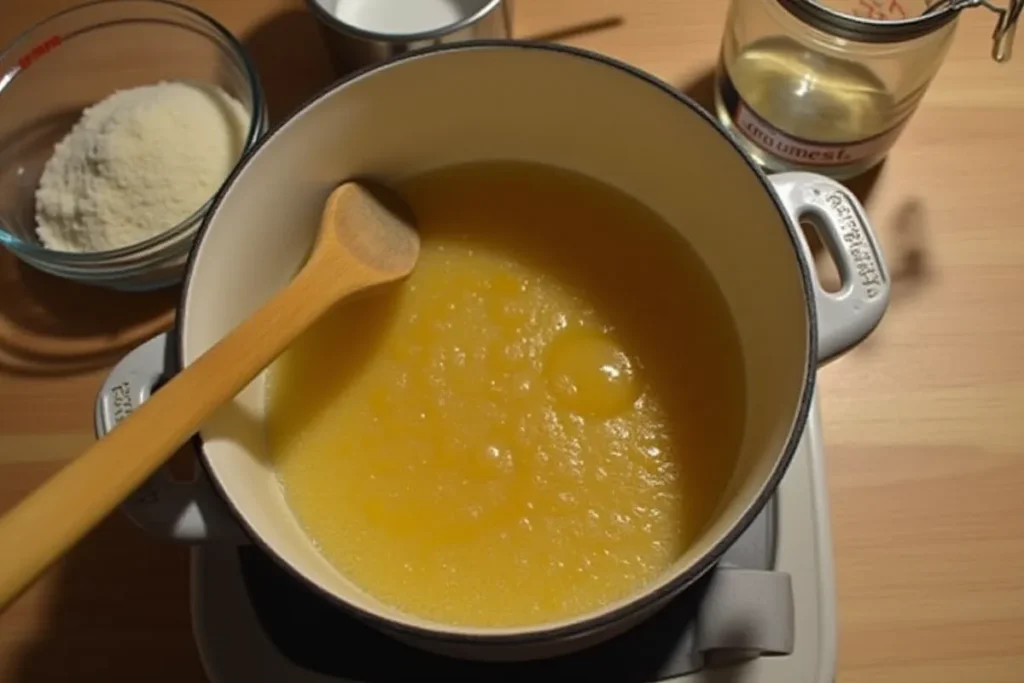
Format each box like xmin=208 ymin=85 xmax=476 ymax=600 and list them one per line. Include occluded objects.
xmin=776 ymin=0 xmax=1022 ymax=61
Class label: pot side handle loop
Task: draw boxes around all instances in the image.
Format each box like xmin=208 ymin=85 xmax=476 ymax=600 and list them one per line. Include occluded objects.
xmin=94 ymin=333 xmax=247 ymax=544
xmin=768 ymin=173 xmax=891 ymax=363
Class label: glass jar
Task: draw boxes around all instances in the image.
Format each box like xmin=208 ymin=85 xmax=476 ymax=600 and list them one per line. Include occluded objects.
xmin=715 ymin=0 xmax=1022 ymax=179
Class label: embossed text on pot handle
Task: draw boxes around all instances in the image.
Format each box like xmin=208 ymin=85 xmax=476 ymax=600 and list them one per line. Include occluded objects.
xmin=768 ymin=172 xmax=890 ymax=363
xmin=94 ymin=333 xmax=247 ymax=544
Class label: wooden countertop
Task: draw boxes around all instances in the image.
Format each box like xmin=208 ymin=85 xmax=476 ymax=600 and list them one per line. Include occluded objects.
xmin=1 ymin=0 xmax=1022 ymax=681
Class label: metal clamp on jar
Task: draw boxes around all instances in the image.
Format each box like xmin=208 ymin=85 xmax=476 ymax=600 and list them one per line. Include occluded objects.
xmin=715 ymin=0 xmax=1022 ymax=178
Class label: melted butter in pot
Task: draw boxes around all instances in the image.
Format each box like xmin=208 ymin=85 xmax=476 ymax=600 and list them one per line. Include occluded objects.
xmin=265 ymin=161 xmax=746 ymax=627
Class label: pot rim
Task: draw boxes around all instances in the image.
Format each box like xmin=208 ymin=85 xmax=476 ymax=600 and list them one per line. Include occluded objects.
xmin=177 ymin=39 xmax=818 ymax=645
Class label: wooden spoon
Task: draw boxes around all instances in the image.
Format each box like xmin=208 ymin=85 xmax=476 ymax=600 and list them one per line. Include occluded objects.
xmin=0 ymin=182 xmax=420 ymax=608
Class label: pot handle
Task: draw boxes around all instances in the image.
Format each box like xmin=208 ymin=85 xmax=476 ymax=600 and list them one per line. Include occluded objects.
xmin=768 ymin=173 xmax=890 ymax=362
xmin=94 ymin=333 xmax=247 ymax=544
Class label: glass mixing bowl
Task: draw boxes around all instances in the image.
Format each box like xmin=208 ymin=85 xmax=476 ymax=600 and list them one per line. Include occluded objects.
xmin=0 ymin=0 xmax=267 ymax=291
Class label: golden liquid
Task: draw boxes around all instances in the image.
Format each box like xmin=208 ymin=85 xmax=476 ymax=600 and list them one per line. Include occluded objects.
xmin=265 ymin=162 xmax=746 ymax=627
xmin=723 ymin=35 xmax=896 ymax=143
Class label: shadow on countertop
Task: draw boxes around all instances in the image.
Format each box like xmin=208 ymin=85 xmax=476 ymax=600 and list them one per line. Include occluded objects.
xmin=679 ymin=67 xmax=717 ymax=113
xmin=0 ymin=253 xmax=175 ymax=377
xmin=526 ymin=16 xmax=625 ymax=43
xmin=4 ymin=513 xmax=202 ymax=683
xmin=242 ymin=8 xmax=338 ymax=126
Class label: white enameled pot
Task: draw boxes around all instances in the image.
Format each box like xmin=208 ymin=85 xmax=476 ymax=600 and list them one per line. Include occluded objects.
xmin=97 ymin=42 xmax=889 ymax=661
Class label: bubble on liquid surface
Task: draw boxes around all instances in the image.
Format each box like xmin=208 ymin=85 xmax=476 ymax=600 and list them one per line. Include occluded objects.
xmin=544 ymin=328 xmax=640 ymax=417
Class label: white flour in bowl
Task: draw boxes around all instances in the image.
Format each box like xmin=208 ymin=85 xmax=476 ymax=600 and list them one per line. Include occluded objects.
xmin=35 ymin=81 xmax=250 ymax=252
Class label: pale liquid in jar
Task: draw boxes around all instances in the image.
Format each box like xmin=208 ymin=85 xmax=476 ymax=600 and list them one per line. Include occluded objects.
xmin=265 ymin=161 xmax=746 ymax=627
xmin=722 ymin=35 xmax=896 ymax=142
xmin=717 ymin=35 xmax=901 ymax=176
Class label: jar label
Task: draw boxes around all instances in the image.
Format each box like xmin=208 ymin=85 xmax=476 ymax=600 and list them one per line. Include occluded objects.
xmin=717 ymin=71 xmax=909 ymax=168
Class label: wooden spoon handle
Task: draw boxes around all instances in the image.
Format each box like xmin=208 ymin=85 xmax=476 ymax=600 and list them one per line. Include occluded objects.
xmin=0 ymin=266 xmax=359 ymax=608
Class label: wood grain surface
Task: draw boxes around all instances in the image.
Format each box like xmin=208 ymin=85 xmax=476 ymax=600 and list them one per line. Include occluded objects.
xmin=0 ymin=0 xmax=1022 ymax=681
